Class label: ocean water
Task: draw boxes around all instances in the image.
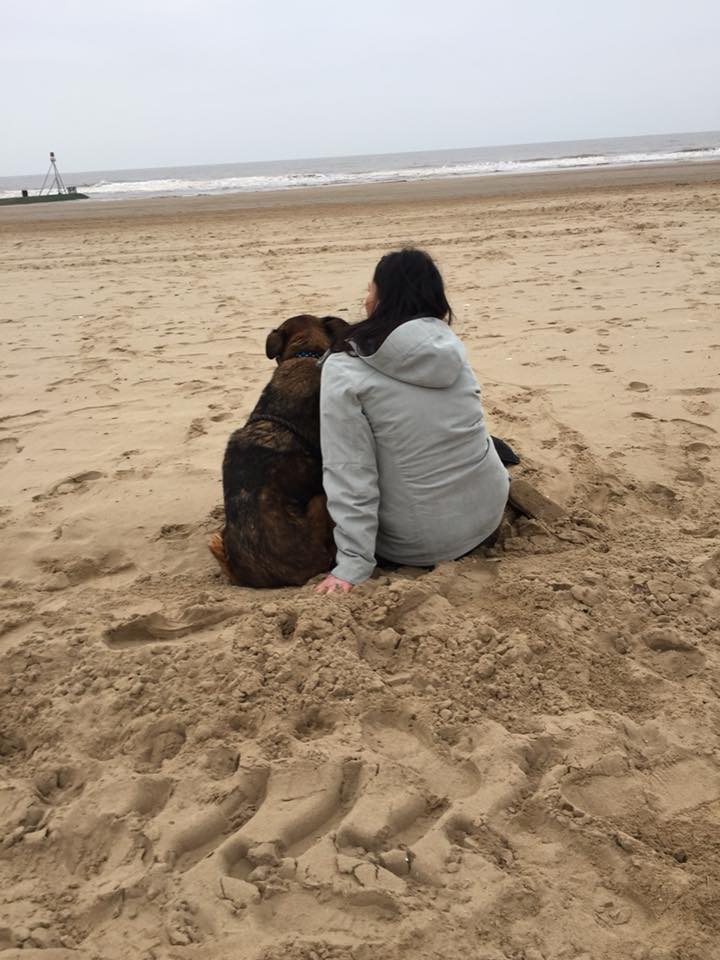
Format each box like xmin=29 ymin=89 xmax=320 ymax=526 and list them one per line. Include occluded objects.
xmin=2 ymin=131 xmax=719 ymax=202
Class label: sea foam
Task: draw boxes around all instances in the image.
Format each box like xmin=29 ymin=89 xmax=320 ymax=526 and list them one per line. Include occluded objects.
xmin=68 ymin=147 xmax=720 ymax=200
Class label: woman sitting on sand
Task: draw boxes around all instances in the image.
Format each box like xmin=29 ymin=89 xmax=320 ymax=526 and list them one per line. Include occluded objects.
xmin=315 ymin=247 xmax=509 ymax=594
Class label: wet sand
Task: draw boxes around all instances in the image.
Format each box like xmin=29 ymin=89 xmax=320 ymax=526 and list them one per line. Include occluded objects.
xmin=2 ymin=158 xmax=720 ymax=222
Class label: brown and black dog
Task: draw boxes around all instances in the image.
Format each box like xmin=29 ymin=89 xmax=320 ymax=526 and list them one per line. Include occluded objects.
xmin=209 ymin=314 xmax=349 ymax=588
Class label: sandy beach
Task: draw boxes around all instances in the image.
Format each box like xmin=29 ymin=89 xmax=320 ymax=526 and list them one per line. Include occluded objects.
xmin=1 ymin=163 xmax=720 ymax=960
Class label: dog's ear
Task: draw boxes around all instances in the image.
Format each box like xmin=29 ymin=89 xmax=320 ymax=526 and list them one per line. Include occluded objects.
xmin=321 ymin=315 xmax=350 ymax=346
xmin=265 ymin=328 xmax=286 ymax=361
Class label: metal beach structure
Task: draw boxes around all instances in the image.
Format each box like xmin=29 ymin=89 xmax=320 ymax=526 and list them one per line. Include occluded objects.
xmin=39 ymin=151 xmax=70 ymax=195
xmin=0 ymin=151 xmax=89 ymax=206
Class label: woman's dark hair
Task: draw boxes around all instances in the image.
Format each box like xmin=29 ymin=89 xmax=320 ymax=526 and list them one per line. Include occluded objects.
xmin=335 ymin=247 xmax=453 ymax=353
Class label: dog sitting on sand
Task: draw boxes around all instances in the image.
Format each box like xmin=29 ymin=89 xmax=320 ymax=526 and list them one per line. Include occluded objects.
xmin=209 ymin=314 xmax=349 ymax=588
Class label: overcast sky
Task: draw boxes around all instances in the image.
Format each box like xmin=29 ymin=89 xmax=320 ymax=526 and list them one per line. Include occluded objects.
xmin=3 ymin=0 xmax=719 ymax=176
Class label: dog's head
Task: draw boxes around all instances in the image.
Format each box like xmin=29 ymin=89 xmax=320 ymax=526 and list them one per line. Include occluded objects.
xmin=265 ymin=314 xmax=349 ymax=365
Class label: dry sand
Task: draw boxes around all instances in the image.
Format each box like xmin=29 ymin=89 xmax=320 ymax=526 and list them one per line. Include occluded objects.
xmin=1 ymin=165 xmax=720 ymax=960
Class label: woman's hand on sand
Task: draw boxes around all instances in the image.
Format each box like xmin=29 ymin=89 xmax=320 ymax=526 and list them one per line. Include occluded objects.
xmin=314 ymin=574 xmax=353 ymax=594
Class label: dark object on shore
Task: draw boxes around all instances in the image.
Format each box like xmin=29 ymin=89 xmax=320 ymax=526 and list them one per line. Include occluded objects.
xmin=492 ymin=436 xmax=520 ymax=466
xmin=508 ymin=478 xmax=566 ymax=522
xmin=209 ymin=314 xmax=349 ymax=588
xmin=0 ymin=151 xmax=88 ymax=206
xmin=0 ymin=191 xmax=89 ymax=206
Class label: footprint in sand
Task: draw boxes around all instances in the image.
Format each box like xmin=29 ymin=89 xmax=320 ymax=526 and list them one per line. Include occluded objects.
xmin=39 ymin=549 xmax=134 ymax=591
xmin=158 ymin=710 xmax=527 ymax=944
xmin=0 ymin=437 xmax=22 ymax=468
xmin=48 ymin=776 xmax=172 ymax=892
xmin=627 ymin=381 xmax=650 ymax=392
xmin=157 ymin=523 xmax=193 ymax=541
xmin=675 ymin=466 xmax=705 ymax=485
xmin=155 ymin=766 xmax=269 ymax=873
xmin=185 ymin=418 xmax=207 ymax=440
xmin=637 ymin=625 xmax=706 ymax=680
xmin=103 ymin=602 xmax=243 ymax=648
xmin=33 ymin=470 xmax=105 ymax=502
xmin=641 ymin=481 xmax=683 ymax=516
xmin=682 ymin=399 xmax=715 ymax=418
xmin=33 ymin=765 xmax=84 ymax=804
xmin=208 ymin=402 xmax=234 ymax=423
xmin=293 ymin=705 xmax=337 ymax=741
xmin=561 ymin=754 xmax=720 ymax=823
xmin=133 ymin=718 xmax=187 ymax=772
xmin=683 ymin=441 xmax=712 ymax=461
xmin=178 ymin=380 xmax=214 ymax=396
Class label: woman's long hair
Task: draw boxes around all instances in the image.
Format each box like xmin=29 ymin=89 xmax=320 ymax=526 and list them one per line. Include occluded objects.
xmin=335 ymin=248 xmax=454 ymax=354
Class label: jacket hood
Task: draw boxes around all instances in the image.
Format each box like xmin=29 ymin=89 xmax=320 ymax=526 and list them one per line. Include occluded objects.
xmin=354 ymin=317 xmax=464 ymax=388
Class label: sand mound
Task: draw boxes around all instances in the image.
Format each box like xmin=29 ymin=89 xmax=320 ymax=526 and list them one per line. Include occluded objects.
xmin=2 ymin=456 xmax=719 ymax=958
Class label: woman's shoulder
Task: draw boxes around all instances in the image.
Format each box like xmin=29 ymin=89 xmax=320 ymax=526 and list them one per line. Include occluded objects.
xmin=320 ymin=350 xmax=375 ymax=402
xmin=321 ymin=350 xmax=364 ymax=377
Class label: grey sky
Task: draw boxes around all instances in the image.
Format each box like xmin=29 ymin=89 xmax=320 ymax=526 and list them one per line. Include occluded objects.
xmin=3 ymin=0 xmax=719 ymax=176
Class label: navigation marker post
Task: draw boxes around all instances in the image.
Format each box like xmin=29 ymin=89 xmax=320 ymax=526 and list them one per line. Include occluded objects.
xmin=39 ymin=151 xmax=70 ymax=196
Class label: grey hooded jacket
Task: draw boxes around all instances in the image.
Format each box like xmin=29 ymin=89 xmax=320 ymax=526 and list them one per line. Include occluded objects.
xmin=320 ymin=317 xmax=510 ymax=584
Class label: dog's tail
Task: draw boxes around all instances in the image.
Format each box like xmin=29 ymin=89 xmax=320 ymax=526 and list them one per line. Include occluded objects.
xmin=208 ymin=531 xmax=239 ymax=584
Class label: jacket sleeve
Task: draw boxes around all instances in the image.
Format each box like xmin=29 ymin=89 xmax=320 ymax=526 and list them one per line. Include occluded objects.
xmin=320 ymin=360 xmax=379 ymax=584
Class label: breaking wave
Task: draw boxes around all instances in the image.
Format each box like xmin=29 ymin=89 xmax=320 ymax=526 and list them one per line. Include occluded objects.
xmin=2 ymin=145 xmax=719 ymax=202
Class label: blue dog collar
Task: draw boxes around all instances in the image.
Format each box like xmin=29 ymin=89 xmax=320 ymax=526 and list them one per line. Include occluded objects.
xmin=293 ymin=349 xmax=325 ymax=359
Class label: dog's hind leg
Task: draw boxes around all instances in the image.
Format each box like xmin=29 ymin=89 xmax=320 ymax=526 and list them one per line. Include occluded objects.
xmin=208 ymin=530 xmax=238 ymax=584
xmin=209 ymin=497 xmax=334 ymax=588
xmin=249 ymin=494 xmax=335 ymax=587
xmin=306 ymin=493 xmax=332 ymax=530
xmin=296 ymin=494 xmax=336 ymax=575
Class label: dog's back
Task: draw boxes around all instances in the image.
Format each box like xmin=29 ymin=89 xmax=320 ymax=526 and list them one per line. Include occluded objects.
xmin=220 ymin=362 xmax=331 ymax=586
xmin=210 ymin=314 xmax=348 ymax=588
